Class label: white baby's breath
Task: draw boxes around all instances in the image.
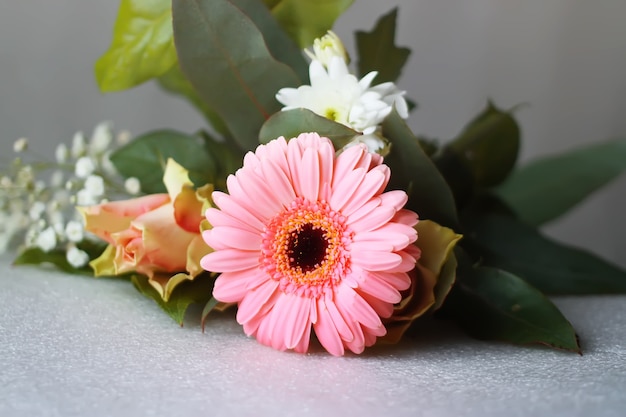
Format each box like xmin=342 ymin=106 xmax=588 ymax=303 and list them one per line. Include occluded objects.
xmin=71 ymin=132 xmax=86 ymax=158
xmin=66 ymin=245 xmax=89 ymax=268
xmin=124 ymin=177 xmax=141 ymax=195
xmin=74 ymin=156 xmax=95 ymax=178
xmin=35 ymin=226 xmax=57 ymax=252
xmin=65 ymin=220 xmax=84 ymax=243
xmin=84 ymin=174 xmax=105 ymax=198
xmin=13 ymin=138 xmax=28 ymax=153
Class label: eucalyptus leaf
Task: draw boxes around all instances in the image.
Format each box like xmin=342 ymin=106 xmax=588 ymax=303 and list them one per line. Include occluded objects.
xmin=463 ymin=211 xmax=626 ymax=294
xmin=172 ymin=0 xmax=301 ymax=150
xmin=132 ymin=273 xmax=215 ymax=326
xmin=265 ymin=0 xmax=354 ymax=47
xmin=95 ymin=0 xmax=176 ymax=92
xmin=495 ymin=138 xmax=626 ymax=226
xmin=259 ymin=108 xmax=359 ymax=149
xmin=355 ymin=8 xmax=411 ymax=83
xmin=446 ymin=101 xmax=520 ymax=188
xmin=157 ymin=65 xmax=231 ymax=138
xmin=446 ymin=266 xmax=581 ymax=353
xmin=109 ymin=129 xmax=216 ymax=194
xmin=382 ymin=110 xmax=460 ymax=230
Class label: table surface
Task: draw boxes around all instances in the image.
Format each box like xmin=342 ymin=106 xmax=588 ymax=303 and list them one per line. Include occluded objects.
xmin=1 ymin=254 xmax=625 ymax=417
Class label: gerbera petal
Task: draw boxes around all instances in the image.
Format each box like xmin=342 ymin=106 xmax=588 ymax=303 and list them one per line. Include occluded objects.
xmin=337 ymin=285 xmax=383 ymax=331
xmin=314 ymin=298 xmax=345 ymax=356
xmin=281 ymin=295 xmax=312 ymax=349
xmin=379 ymin=190 xmax=408 ymax=211
xmin=329 ymin=167 xmax=366 ymax=212
xmin=340 ymin=168 xmax=388 ymax=216
xmin=356 ymin=270 xmax=403 ymax=304
xmin=351 ymin=250 xmax=403 ymax=271
xmin=299 ymin=147 xmax=321 ymax=202
xmin=368 ymin=270 xmax=412 ymax=292
xmin=357 ymin=289 xmax=395 ymax=318
xmin=237 ymin=280 xmax=280 ymax=325
xmin=385 ymin=250 xmax=419 ymax=273
xmin=349 ymin=205 xmax=396 ymax=232
xmin=212 ymin=267 xmax=262 ymax=303
xmin=203 ymin=227 xmax=261 ymax=251
xmin=211 ymin=192 xmax=265 ymax=232
xmin=201 ymin=249 xmax=259 ymax=272
xmin=261 ymin=159 xmax=296 ymax=207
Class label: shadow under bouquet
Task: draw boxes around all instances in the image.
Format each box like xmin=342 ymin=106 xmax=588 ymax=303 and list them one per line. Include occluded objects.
xmin=4 ymin=0 xmax=626 ymax=356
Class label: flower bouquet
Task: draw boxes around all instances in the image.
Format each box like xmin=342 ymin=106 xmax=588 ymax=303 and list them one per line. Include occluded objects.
xmin=3 ymin=0 xmax=626 ymax=356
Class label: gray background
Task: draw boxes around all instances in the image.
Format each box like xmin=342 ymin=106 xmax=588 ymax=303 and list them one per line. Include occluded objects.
xmin=1 ymin=0 xmax=625 ymax=267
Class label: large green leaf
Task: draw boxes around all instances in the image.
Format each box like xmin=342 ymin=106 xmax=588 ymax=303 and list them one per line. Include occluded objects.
xmin=446 ymin=266 xmax=580 ymax=353
xmin=132 ymin=273 xmax=215 ymax=326
xmin=172 ymin=0 xmax=301 ymax=150
xmin=109 ymin=129 xmax=216 ymax=194
xmin=198 ymin=131 xmax=245 ymax=191
xmin=495 ymin=138 xmax=626 ymax=226
xmin=463 ymin=211 xmax=626 ymax=294
xmin=355 ymin=8 xmax=411 ymax=83
xmin=157 ymin=65 xmax=231 ymax=138
xmin=265 ymin=0 xmax=354 ymax=47
xmin=447 ymin=101 xmax=520 ymax=188
xmin=259 ymin=108 xmax=359 ymax=149
xmin=382 ymin=110 xmax=460 ymax=230
xmin=95 ymin=0 xmax=176 ymax=92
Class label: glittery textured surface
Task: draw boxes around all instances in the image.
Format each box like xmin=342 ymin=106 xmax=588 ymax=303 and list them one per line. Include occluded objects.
xmin=1 ymin=255 xmax=625 ymax=417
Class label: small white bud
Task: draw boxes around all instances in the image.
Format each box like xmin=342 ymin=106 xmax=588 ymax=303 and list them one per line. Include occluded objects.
xmin=35 ymin=226 xmax=57 ymax=252
xmin=0 ymin=176 xmax=12 ymax=188
xmin=66 ymin=246 xmax=90 ymax=268
xmin=100 ymin=152 xmax=118 ymax=176
xmin=71 ymin=131 xmax=87 ymax=158
xmin=124 ymin=177 xmax=141 ymax=195
xmin=55 ymin=143 xmax=69 ymax=164
xmin=89 ymin=122 xmax=113 ymax=155
xmin=84 ymin=174 xmax=105 ymax=198
xmin=116 ymin=130 xmax=132 ymax=145
xmin=306 ymin=31 xmax=349 ymax=67
xmin=29 ymin=201 xmax=46 ymax=220
xmin=50 ymin=170 xmax=64 ymax=187
xmin=74 ymin=156 xmax=95 ymax=178
xmin=13 ymin=137 xmax=28 ymax=153
xmin=65 ymin=220 xmax=84 ymax=243
xmin=75 ymin=189 xmax=97 ymax=206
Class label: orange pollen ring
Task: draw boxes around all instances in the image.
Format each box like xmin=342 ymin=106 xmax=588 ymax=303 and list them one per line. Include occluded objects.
xmin=260 ymin=199 xmax=352 ymax=294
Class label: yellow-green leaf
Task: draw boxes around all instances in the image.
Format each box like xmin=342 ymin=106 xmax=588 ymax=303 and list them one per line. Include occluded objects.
xmin=95 ymin=0 xmax=177 ymax=92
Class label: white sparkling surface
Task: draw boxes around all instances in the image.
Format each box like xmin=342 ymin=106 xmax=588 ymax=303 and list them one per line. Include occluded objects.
xmin=1 ymin=254 xmax=625 ymax=417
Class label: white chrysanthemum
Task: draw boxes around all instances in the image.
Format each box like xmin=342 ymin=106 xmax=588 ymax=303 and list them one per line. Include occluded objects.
xmin=66 ymin=245 xmax=89 ymax=268
xmin=75 ymin=156 xmax=95 ymax=178
xmin=276 ymin=57 xmax=408 ymax=141
xmin=35 ymin=226 xmax=57 ymax=252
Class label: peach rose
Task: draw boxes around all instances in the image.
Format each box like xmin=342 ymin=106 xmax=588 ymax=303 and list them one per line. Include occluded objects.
xmin=78 ymin=159 xmax=213 ymax=301
xmin=382 ymin=220 xmax=463 ymax=343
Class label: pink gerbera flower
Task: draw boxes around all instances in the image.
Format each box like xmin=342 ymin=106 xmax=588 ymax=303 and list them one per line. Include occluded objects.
xmin=201 ymin=133 xmax=419 ymax=355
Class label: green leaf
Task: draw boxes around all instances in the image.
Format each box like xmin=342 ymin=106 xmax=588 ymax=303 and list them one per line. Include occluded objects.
xmin=109 ymin=129 xmax=216 ymax=194
xmin=446 ymin=101 xmax=521 ymax=188
xmin=12 ymin=240 xmax=108 ymax=275
xmin=446 ymin=266 xmax=581 ymax=353
xmin=157 ymin=65 xmax=231 ymax=138
xmin=382 ymin=110 xmax=460 ymax=230
xmin=495 ymin=138 xmax=626 ymax=226
xmin=132 ymin=273 xmax=215 ymax=326
xmin=233 ymin=0 xmax=309 ymax=83
xmin=172 ymin=0 xmax=301 ymax=150
xmin=259 ymin=108 xmax=359 ymax=149
xmin=463 ymin=210 xmax=626 ymax=294
xmin=355 ymin=8 xmax=411 ymax=83
xmin=266 ymin=0 xmax=354 ymax=47
xmin=198 ymin=131 xmax=245 ymax=191
xmin=95 ymin=0 xmax=177 ymax=92
xmin=201 ymin=297 xmax=220 ymax=331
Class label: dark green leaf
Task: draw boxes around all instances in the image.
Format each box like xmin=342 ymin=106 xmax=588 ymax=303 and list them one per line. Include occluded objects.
xmin=463 ymin=211 xmax=626 ymax=294
xmin=109 ymin=129 xmax=215 ymax=194
xmin=198 ymin=131 xmax=245 ymax=191
xmin=201 ymin=297 xmax=221 ymax=331
xmin=355 ymin=8 xmax=411 ymax=83
xmin=95 ymin=0 xmax=177 ymax=92
xmin=495 ymin=138 xmax=626 ymax=226
xmin=259 ymin=108 xmax=359 ymax=149
xmin=232 ymin=0 xmax=309 ymax=83
xmin=132 ymin=273 xmax=215 ymax=326
xmin=266 ymin=0 xmax=354 ymax=47
xmin=445 ymin=101 xmax=520 ymax=188
xmin=382 ymin=110 xmax=460 ymax=230
xmin=172 ymin=0 xmax=301 ymax=150
xmin=157 ymin=65 xmax=231 ymax=138
xmin=446 ymin=266 xmax=580 ymax=353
